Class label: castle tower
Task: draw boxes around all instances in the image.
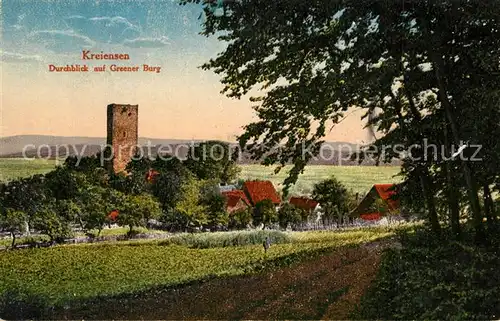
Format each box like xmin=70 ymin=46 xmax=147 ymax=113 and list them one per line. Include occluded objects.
xmin=106 ymin=103 xmax=138 ymax=173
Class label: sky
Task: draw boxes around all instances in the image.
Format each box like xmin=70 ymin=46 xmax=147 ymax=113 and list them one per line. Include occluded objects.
xmin=1 ymin=0 xmax=369 ymax=143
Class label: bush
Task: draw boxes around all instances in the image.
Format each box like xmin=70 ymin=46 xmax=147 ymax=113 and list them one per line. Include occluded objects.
xmin=159 ymin=230 xmax=291 ymax=249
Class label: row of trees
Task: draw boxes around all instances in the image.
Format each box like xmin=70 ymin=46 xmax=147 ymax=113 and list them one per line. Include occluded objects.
xmin=189 ymin=0 xmax=500 ymax=243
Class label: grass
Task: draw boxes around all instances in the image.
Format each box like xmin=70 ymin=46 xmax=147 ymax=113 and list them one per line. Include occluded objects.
xmin=0 ymin=228 xmax=393 ymax=310
xmin=0 ymin=158 xmax=57 ymax=182
xmin=0 ymin=158 xmax=401 ymax=195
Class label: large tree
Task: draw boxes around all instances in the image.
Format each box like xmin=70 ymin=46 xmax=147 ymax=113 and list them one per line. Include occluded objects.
xmin=183 ymin=0 xmax=500 ymax=241
xmin=184 ymin=140 xmax=240 ymax=184
xmin=312 ymin=177 xmax=353 ymax=225
xmin=0 ymin=208 xmax=27 ymax=248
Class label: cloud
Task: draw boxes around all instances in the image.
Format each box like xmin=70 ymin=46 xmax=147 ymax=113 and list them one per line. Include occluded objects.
xmin=122 ymin=36 xmax=171 ymax=48
xmin=64 ymin=15 xmax=141 ymax=44
xmin=88 ymin=16 xmax=139 ymax=30
xmin=29 ymin=30 xmax=95 ymax=52
xmin=0 ymin=50 xmax=43 ymax=63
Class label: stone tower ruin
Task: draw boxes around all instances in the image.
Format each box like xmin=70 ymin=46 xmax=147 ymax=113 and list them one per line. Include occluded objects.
xmin=106 ymin=103 xmax=138 ymax=173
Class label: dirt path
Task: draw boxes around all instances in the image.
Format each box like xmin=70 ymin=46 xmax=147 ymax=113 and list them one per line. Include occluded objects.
xmin=57 ymin=240 xmax=394 ymax=320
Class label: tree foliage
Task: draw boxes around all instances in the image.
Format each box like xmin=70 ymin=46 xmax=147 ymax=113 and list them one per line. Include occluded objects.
xmin=0 ymin=208 xmax=27 ymax=248
xmin=277 ymin=203 xmax=306 ymax=230
xmin=312 ymin=177 xmax=353 ymax=224
xmin=115 ymin=193 xmax=162 ymax=234
xmin=31 ymin=203 xmax=72 ymax=243
xmin=229 ymin=207 xmax=253 ymax=230
xmin=200 ymin=180 xmax=229 ymax=229
xmin=173 ymin=174 xmax=209 ymax=229
xmin=253 ymin=199 xmax=278 ymax=228
xmin=184 ymin=0 xmax=500 ymax=241
xmin=184 ymin=140 xmax=240 ymax=184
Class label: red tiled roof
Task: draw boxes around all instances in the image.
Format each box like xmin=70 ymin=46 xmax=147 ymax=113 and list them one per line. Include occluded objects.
xmin=225 ymin=195 xmax=245 ymax=209
xmin=222 ymin=190 xmax=250 ymax=207
xmin=360 ymin=213 xmax=382 ymax=221
xmin=242 ymin=180 xmax=281 ymax=205
xmin=289 ymin=197 xmax=318 ymax=210
xmin=373 ymin=184 xmax=399 ymax=209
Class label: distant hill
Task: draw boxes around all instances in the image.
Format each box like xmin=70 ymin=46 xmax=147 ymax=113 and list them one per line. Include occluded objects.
xmin=0 ymin=135 xmax=200 ymax=156
xmin=0 ymin=135 xmax=399 ymax=166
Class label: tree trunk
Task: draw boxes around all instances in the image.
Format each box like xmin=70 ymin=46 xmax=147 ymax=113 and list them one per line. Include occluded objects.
xmin=483 ymin=184 xmax=495 ymax=224
xmin=420 ymin=172 xmax=441 ymax=234
xmin=443 ymin=118 xmax=461 ymax=239
xmin=11 ymin=231 xmax=16 ymax=249
xmin=430 ymin=52 xmax=484 ymax=242
xmin=399 ymin=85 xmax=441 ymax=235
xmin=25 ymin=220 xmax=31 ymax=237
xmin=443 ymin=164 xmax=461 ymax=239
xmin=78 ymin=216 xmax=85 ymax=231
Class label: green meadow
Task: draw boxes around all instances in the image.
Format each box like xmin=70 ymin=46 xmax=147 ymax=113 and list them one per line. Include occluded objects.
xmin=0 ymin=229 xmax=394 ymax=308
xmin=0 ymin=158 xmax=59 ymax=182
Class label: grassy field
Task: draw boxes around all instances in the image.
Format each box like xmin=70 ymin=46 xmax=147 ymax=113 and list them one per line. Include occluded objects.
xmin=0 ymin=158 xmax=401 ymax=195
xmin=0 ymin=228 xmax=394 ymax=315
xmin=0 ymin=158 xmax=58 ymax=182
xmin=49 ymin=237 xmax=393 ymax=320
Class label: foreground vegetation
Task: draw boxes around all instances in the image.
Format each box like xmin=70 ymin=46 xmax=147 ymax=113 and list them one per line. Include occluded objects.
xmin=356 ymin=226 xmax=500 ymax=320
xmin=46 ymin=242 xmax=387 ymax=320
xmin=0 ymin=228 xmax=393 ymax=318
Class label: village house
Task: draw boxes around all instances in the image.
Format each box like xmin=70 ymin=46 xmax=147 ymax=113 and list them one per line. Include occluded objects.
xmin=241 ymin=180 xmax=281 ymax=210
xmin=221 ymin=190 xmax=250 ymax=213
xmin=220 ymin=180 xmax=282 ymax=215
xmin=350 ymin=184 xmax=400 ymax=221
xmin=218 ymin=184 xmax=238 ymax=193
